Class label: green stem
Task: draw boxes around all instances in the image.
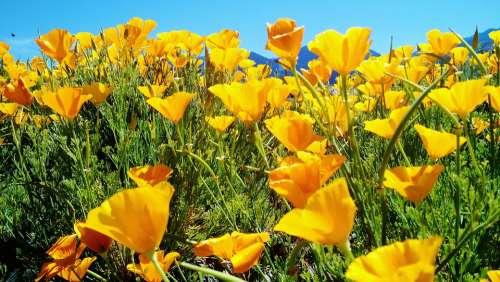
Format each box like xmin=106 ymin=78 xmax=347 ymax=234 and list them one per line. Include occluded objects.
xmin=396 ymin=140 xmax=411 ymax=166
xmin=341 ymin=74 xmax=365 ymax=179
xmin=179 ymin=262 xmax=246 ymax=282
xmin=449 ymin=28 xmax=488 ymax=75
xmin=377 ymin=68 xmax=451 ymax=246
xmin=285 ymin=240 xmax=308 ymax=273
xmin=253 ymin=122 xmax=269 ymax=169
xmin=436 ymin=209 xmax=500 ymax=272
xmin=377 ymin=68 xmax=451 ymax=188
xmin=454 ymin=127 xmax=462 ymax=245
xmin=337 ymin=240 xmax=355 ymax=263
xmin=86 ymin=269 xmax=108 ymax=282
xmin=148 ymin=251 xmax=170 ymax=282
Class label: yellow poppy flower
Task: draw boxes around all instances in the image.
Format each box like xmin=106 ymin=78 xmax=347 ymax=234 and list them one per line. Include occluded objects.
xmin=267 ymin=81 xmax=292 ymax=109
xmin=274 ymin=177 xmax=355 ymax=245
xmin=428 ymin=79 xmax=487 ymax=118
xmin=41 ymin=87 xmax=92 ymax=119
xmin=354 ymin=97 xmax=377 ymax=113
xmin=82 ymin=82 xmax=113 ymax=106
xmin=489 ymin=30 xmax=500 ymax=45
xmin=74 ymin=222 xmax=112 ymax=253
xmin=125 ymin=17 xmax=157 ymax=48
xmin=357 ymin=55 xmax=401 ymax=86
xmin=0 ymin=103 xmax=19 ymax=116
xmin=346 ymin=236 xmax=442 ymax=282
xmin=2 ymin=78 xmax=33 ymax=106
xmin=193 ymin=231 xmax=270 ymax=273
xmin=265 ymin=111 xmax=324 ymax=152
xmin=384 ymin=90 xmax=407 ymax=109
xmin=35 ymin=29 xmax=75 ymax=63
xmin=414 ymin=124 xmax=466 ymax=160
xmin=137 ymin=85 xmax=168 ymax=98
xmin=393 ymin=45 xmax=415 ymax=59
xmin=0 ymin=41 xmax=9 ymax=56
xmin=157 ymin=30 xmax=205 ymax=56
xmin=74 ymin=32 xmax=93 ymax=52
xmin=472 ymin=117 xmax=489 ymax=135
xmin=301 ymin=59 xmax=332 ymax=85
xmin=206 ymin=29 xmax=240 ymax=49
xmin=450 ymin=47 xmax=469 ymax=66
xmin=147 ymin=92 xmax=195 ymax=124
xmin=84 ymin=185 xmax=174 ymax=253
xmin=364 ymin=106 xmax=409 ymax=139
xmin=127 ymin=164 xmax=173 ymax=186
xmin=209 ymin=47 xmax=249 ymax=72
xmin=269 ymin=152 xmax=345 ymax=208
xmin=205 ymin=115 xmax=236 ymax=133
xmin=384 ymin=165 xmax=444 ymax=202
xmin=208 ymin=79 xmax=275 ymax=124
xmin=127 ymin=251 xmax=180 ymax=282
xmin=485 ymin=86 xmax=500 ymax=112
xmin=426 ymin=29 xmax=460 ymax=57
xmin=266 ymin=18 xmax=304 ymax=68
xmin=308 ymin=27 xmax=371 ymax=75
xmin=404 ymin=56 xmax=431 ymax=84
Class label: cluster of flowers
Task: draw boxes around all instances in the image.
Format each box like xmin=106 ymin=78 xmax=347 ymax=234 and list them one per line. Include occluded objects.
xmin=1 ymin=17 xmax=499 ymax=281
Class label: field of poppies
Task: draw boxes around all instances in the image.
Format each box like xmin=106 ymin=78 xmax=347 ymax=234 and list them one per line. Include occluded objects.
xmin=0 ymin=17 xmax=499 ymax=281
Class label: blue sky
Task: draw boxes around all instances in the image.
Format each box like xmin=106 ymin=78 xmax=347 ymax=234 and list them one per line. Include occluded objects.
xmin=0 ymin=0 xmax=498 ymax=60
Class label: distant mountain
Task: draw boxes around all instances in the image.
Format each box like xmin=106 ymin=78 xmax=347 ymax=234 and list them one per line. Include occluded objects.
xmin=463 ymin=27 xmax=499 ymax=51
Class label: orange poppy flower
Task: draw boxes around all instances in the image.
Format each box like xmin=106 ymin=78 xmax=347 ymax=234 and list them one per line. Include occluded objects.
xmin=74 ymin=222 xmax=113 ymax=253
xmin=266 ymin=18 xmax=304 ymax=68
xmin=127 ymin=251 xmax=180 ymax=282
xmin=35 ymin=29 xmax=75 ymax=63
xmin=269 ymin=152 xmax=345 ymax=208
xmin=82 ymin=82 xmax=113 ymax=106
xmin=193 ymin=231 xmax=270 ymax=273
xmin=147 ymin=92 xmax=195 ymax=124
xmin=265 ymin=111 xmax=325 ymax=152
xmin=83 ymin=185 xmax=174 ymax=253
xmin=2 ymin=78 xmax=33 ymax=106
xmin=127 ymin=164 xmax=173 ymax=186
xmin=384 ymin=165 xmax=445 ymax=202
xmin=274 ymin=177 xmax=356 ymax=246
xmin=35 ymin=234 xmax=96 ymax=282
xmin=41 ymin=87 xmax=92 ymax=119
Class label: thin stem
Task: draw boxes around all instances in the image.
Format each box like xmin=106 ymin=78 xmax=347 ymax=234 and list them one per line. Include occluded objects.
xmin=378 ymin=68 xmax=451 ymax=246
xmin=337 ymin=240 xmax=355 ymax=263
xmin=86 ymin=269 xmax=108 ymax=282
xmin=396 ymin=140 xmax=411 ymax=166
xmin=148 ymin=251 xmax=170 ymax=282
xmin=179 ymin=262 xmax=246 ymax=282
xmin=253 ymin=122 xmax=269 ymax=169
